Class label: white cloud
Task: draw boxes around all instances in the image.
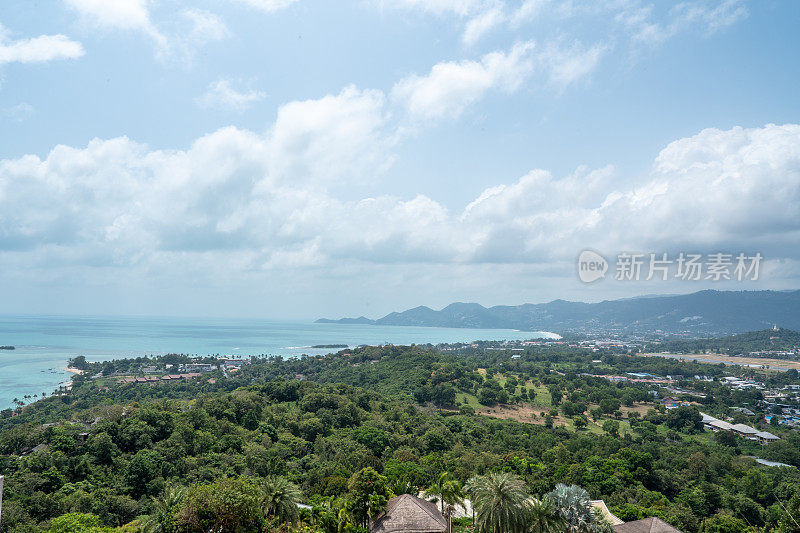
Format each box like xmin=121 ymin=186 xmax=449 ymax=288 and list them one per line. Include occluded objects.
xmin=392 ymin=41 xmax=534 ymax=120
xmin=64 ymin=0 xmax=228 ymax=62
xmin=376 ymin=0 xmax=748 ymax=50
xmin=267 ymin=85 xmax=393 ymax=186
xmin=615 ymin=0 xmax=749 ymax=46
xmin=372 ymin=0 xmax=489 ymax=17
xmin=0 ymin=24 xmax=84 ymax=65
xmin=370 ymin=0 xmax=505 ymax=44
xmin=462 ymin=6 xmax=506 ymax=46
xmin=510 ymin=0 xmax=550 ymax=26
xmin=228 ymin=0 xmax=299 ymax=12
xmin=182 ymin=10 xmax=230 ymax=43
xmin=2 ymin=111 xmax=798 ymax=284
xmin=2 ymin=102 xmax=35 ymax=121
xmin=538 ymin=41 xmax=605 ymax=86
xmin=391 ymin=39 xmax=603 ymax=120
xmin=64 ymin=0 xmax=153 ymax=31
xmin=196 ymin=79 xmax=265 ymax=111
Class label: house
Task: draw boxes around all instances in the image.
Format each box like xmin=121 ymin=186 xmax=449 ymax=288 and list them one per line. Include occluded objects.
xmin=613 ymin=517 xmax=683 ymax=532
xmin=756 ymin=430 xmax=780 ymax=445
xmin=370 ymin=494 xmax=447 ymax=533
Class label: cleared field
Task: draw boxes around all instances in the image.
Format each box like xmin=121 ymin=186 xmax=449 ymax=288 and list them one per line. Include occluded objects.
xmin=640 ymin=352 xmax=800 ymax=371
xmin=476 ymin=403 xmax=568 ymax=427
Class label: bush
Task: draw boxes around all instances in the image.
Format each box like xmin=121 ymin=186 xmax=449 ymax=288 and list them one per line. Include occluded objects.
xmin=48 ymin=513 xmax=112 ymax=533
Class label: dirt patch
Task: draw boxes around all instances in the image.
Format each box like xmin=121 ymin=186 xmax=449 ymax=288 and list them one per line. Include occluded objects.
xmin=640 ymin=352 xmax=800 ymax=371
xmin=620 ymin=403 xmax=653 ymax=416
xmin=476 ymin=404 xmax=568 ymax=427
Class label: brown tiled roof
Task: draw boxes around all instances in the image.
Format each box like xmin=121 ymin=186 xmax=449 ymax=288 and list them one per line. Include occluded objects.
xmin=370 ymin=494 xmax=447 ymax=533
xmin=614 ymin=517 xmax=683 ymax=533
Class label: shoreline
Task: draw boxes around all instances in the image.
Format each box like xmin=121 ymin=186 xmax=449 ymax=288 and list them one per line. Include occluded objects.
xmin=65 ymin=366 xmax=84 ymax=375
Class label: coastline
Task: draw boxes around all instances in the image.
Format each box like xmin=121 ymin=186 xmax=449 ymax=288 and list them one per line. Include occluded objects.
xmin=65 ymin=366 xmax=84 ymax=375
xmin=0 ymin=317 xmax=540 ymax=410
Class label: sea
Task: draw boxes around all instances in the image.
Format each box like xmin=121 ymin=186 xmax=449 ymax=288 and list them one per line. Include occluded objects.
xmin=0 ymin=315 xmax=557 ymax=410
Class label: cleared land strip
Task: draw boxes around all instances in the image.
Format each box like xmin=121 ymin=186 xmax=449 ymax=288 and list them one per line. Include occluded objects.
xmin=639 ymin=352 xmax=800 ymax=371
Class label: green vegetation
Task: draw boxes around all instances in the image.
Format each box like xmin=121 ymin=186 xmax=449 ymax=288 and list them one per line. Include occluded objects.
xmin=0 ymin=345 xmax=799 ymax=532
xmin=650 ymin=328 xmax=800 ymax=357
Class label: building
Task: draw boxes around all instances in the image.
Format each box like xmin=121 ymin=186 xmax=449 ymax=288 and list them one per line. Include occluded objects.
xmin=701 ymin=412 xmax=780 ymax=445
xmin=590 ymin=500 xmax=624 ymax=526
xmin=178 ymin=363 xmax=216 ymax=373
xmin=755 ymin=431 xmax=780 ymax=445
xmin=613 ymin=517 xmax=683 ymax=532
xmin=730 ymin=423 xmax=759 ymax=440
xmin=370 ymin=494 xmax=447 ymax=533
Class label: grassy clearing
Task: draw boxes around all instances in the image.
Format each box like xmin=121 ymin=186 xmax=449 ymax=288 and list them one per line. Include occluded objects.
xmin=457 ymin=392 xmax=481 ymax=409
xmin=528 ymin=385 xmax=552 ymax=409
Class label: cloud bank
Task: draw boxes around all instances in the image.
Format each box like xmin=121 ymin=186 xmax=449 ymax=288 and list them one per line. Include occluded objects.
xmin=1 ymin=83 xmax=797 ymax=276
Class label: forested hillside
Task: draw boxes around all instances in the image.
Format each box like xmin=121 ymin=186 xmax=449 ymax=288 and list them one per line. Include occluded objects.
xmin=1 ymin=346 xmax=799 ymax=532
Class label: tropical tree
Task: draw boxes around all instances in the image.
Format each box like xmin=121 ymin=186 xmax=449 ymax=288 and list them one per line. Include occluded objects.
xmin=176 ymin=476 xmax=265 ymax=533
xmin=347 ymin=467 xmax=390 ymax=528
xmin=261 ymin=475 xmax=303 ymax=525
xmin=545 ymin=484 xmax=595 ymax=532
xmin=527 ymin=497 xmax=565 ymax=533
xmin=424 ymin=472 xmax=457 ymax=514
xmin=47 ymin=513 xmax=113 ymax=533
xmin=140 ymin=484 xmax=187 ymax=533
xmin=465 ymin=472 xmax=530 ymax=533
xmin=440 ymin=476 xmax=467 ymax=533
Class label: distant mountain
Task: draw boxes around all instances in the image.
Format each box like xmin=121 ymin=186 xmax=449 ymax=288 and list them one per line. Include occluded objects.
xmin=315 ymin=290 xmax=800 ymax=336
xmin=315 ymin=316 xmax=375 ymax=325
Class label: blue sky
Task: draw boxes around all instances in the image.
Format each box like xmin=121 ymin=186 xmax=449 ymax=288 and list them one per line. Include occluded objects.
xmin=1 ymin=0 xmax=800 ymax=319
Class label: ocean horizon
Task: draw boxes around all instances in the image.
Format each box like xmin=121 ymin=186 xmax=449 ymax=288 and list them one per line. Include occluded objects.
xmin=0 ymin=314 xmax=557 ymax=410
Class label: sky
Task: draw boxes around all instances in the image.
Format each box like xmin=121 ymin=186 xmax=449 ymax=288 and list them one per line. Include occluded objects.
xmin=1 ymin=0 xmax=799 ymax=319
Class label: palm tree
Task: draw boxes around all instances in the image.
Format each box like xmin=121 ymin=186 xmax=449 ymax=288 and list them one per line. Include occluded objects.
xmin=527 ymin=497 xmax=565 ymax=533
xmin=440 ymin=477 xmax=467 ymax=533
xmin=389 ymin=477 xmax=418 ymax=497
xmin=261 ymin=475 xmax=303 ymax=525
xmin=464 ymin=472 xmax=530 ymax=533
xmin=424 ymin=472 xmax=453 ymax=514
xmin=140 ymin=484 xmax=187 ymax=533
xmin=545 ymin=484 xmax=594 ymax=532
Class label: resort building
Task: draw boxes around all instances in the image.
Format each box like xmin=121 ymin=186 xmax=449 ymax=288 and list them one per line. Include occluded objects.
xmin=613 ymin=517 xmax=683 ymax=532
xmin=370 ymin=494 xmax=448 ymax=533
xmin=700 ymin=413 xmax=780 ymax=444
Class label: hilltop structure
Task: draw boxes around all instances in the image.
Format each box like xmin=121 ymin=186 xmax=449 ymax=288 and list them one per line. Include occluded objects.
xmin=370 ymin=494 xmax=448 ymax=533
xmin=613 ymin=517 xmax=683 ymax=532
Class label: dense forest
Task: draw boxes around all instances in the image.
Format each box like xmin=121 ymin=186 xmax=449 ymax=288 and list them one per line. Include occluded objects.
xmin=1 ymin=345 xmax=799 ymax=532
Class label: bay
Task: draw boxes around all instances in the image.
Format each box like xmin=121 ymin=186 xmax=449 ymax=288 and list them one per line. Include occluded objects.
xmin=0 ymin=314 xmax=556 ymax=409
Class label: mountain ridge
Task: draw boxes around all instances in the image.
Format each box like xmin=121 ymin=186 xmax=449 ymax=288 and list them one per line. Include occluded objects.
xmin=315 ymin=289 xmax=800 ymax=336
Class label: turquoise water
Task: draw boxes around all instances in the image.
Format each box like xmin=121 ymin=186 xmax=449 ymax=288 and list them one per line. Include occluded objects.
xmin=0 ymin=315 xmax=555 ymax=410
